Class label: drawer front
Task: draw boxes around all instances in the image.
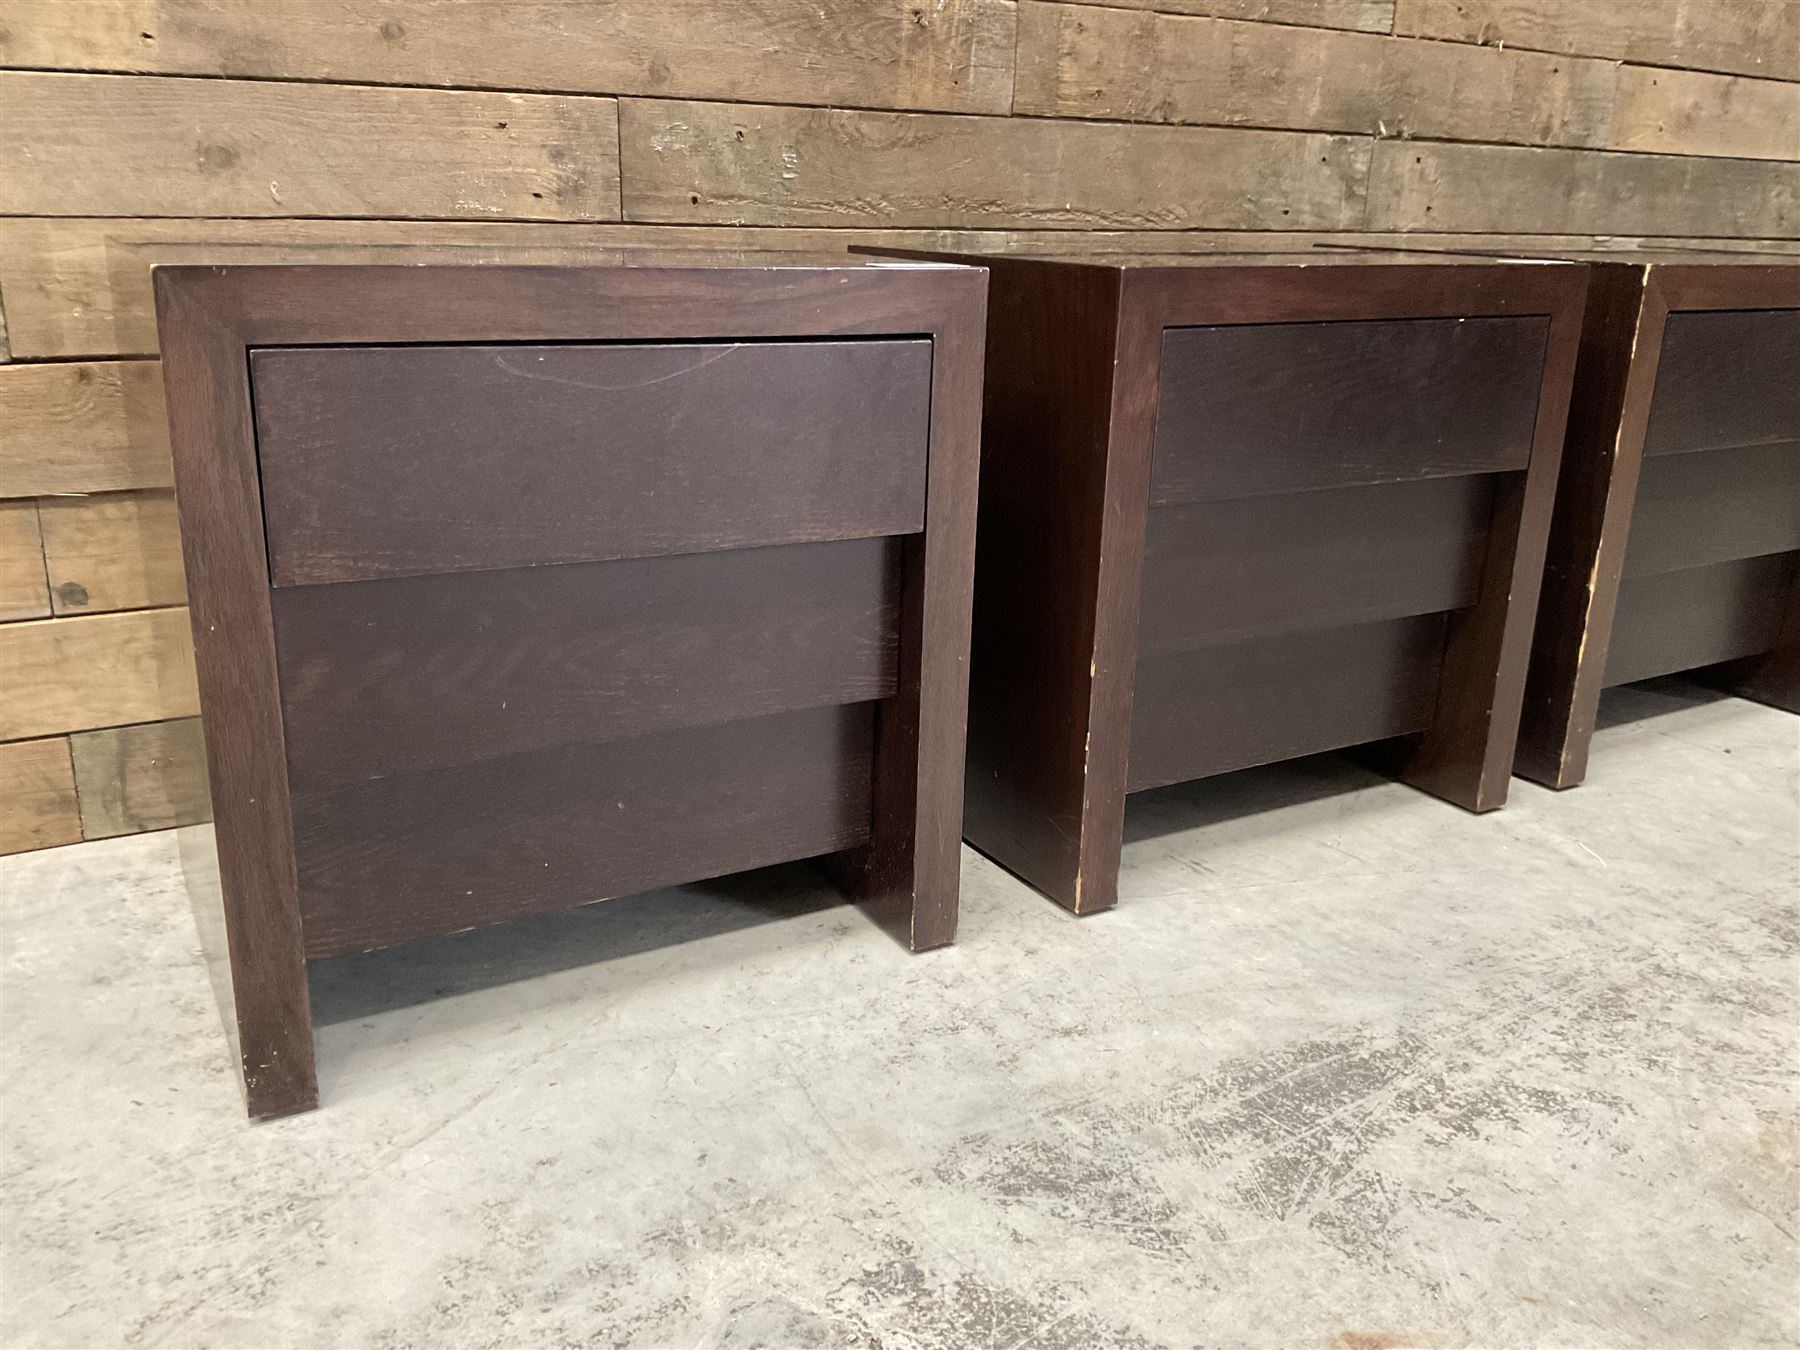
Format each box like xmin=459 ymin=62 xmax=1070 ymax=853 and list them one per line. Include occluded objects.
xmin=1643 ymin=309 xmax=1800 ymax=457
xmin=253 ymin=339 xmax=932 ymax=585
xmin=292 ymin=703 xmax=876 ymax=957
xmin=1151 ymin=316 xmax=1547 ymax=504
xmin=274 ymin=536 xmax=900 ymax=792
xmin=1127 ymin=614 xmax=1448 ymax=792
xmin=1623 ymin=441 xmax=1800 ymax=578
xmin=1604 ymin=552 xmax=1797 ymax=688
xmin=1138 ymin=475 xmax=1495 ymax=655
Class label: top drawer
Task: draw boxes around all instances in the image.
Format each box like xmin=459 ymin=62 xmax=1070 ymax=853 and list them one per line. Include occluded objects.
xmin=252 ymin=338 xmax=933 ymax=585
xmin=1150 ymin=315 xmax=1548 ymax=504
xmin=1642 ymin=309 xmax=1800 ymax=457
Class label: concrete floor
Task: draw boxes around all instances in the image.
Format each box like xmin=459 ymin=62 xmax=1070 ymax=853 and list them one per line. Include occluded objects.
xmin=2 ymin=679 xmax=1796 ymax=1349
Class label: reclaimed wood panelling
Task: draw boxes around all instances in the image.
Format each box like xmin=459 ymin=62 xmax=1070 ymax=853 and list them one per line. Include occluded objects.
xmin=1016 ymin=5 xmax=1618 ymax=148
xmin=0 ymin=360 xmax=171 ymax=497
xmin=68 ymin=716 xmax=209 ymax=840
xmin=39 ymin=490 xmax=186 ymax=615
xmin=621 ymin=98 xmax=1369 ymax=228
xmin=0 ymin=500 xmax=49 ymax=622
xmin=0 ymin=736 xmax=81 ymax=853
xmin=1609 ymin=66 xmax=1800 ymax=162
xmin=0 ymin=0 xmax=1018 ymax=114
xmin=1367 ymin=139 xmax=1800 ymax=236
xmin=1018 ymin=5 xmax=1798 ymax=162
xmin=0 ymin=606 xmax=198 ymax=741
xmin=1056 ymin=0 xmax=1394 ymax=31
xmin=0 ymin=71 xmax=620 ymax=219
xmin=1394 ymin=0 xmax=1800 ymax=83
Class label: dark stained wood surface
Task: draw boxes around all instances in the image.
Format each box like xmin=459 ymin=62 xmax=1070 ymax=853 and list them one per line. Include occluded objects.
xmin=926 ymin=256 xmax=1139 ymax=915
xmin=1604 ymin=552 xmax=1799 ymax=687
xmin=1128 ymin=614 xmax=1449 ymax=792
xmin=274 ymin=537 xmax=900 ymax=791
xmin=1516 ymin=262 xmax=1800 ymax=788
xmin=871 ymin=249 xmax=1583 ymax=913
xmin=1150 ymin=315 xmax=1547 ymax=504
xmin=1138 ymin=474 xmax=1496 ymax=654
xmin=252 ymin=338 xmax=932 ymax=585
xmin=1622 ymin=441 xmax=1800 ymax=578
xmin=153 ymin=275 xmax=317 ymax=1119
xmin=1642 ymin=309 xmax=1800 ymax=457
xmin=293 ymin=703 xmax=878 ymax=958
xmin=154 ymin=260 xmax=986 ymax=1115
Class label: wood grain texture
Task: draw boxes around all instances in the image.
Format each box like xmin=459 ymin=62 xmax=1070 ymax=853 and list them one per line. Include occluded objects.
xmin=292 ymin=703 xmax=878 ymax=959
xmin=1019 ymin=6 xmax=1798 ymax=163
xmin=1016 ymin=5 xmax=1619 ymax=150
xmin=251 ymin=339 xmax=931 ymax=585
xmin=0 ymin=606 xmax=198 ymax=740
xmin=1642 ymin=309 xmax=1800 ymax=455
xmin=38 ymin=489 xmax=186 ymax=615
xmin=0 ymin=499 xmax=49 ymax=622
xmin=0 ymin=0 xmax=1017 ymax=114
xmin=0 ymin=0 xmax=156 ymax=69
xmin=0 ymin=360 xmax=171 ymax=497
xmin=68 ymin=716 xmax=209 ymax=841
xmin=0 ymin=735 xmax=81 ymax=854
xmin=1151 ymin=316 xmax=1546 ymax=503
xmin=1610 ymin=66 xmax=1800 ymax=162
xmin=1138 ymin=476 xmax=1495 ymax=653
xmin=1367 ymin=139 xmax=1800 ymax=237
xmin=1054 ymin=0 xmax=1394 ymax=31
xmin=273 ymin=538 xmax=901 ymax=790
xmin=621 ymin=98 xmax=1370 ymax=229
xmin=4 ymin=218 xmax=1794 ymax=362
xmin=0 ymin=71 xmax=619 ymax=220
xmin=1128 ymin=614 xmax=1450 ymax=793
xmin=1604 ymin=552 xmax=1799 ymax=687
xmin=1623 ymin=442 xmax=1800 ymax=578
xmin=1393 ymin=0 xmax=1800 ymax=82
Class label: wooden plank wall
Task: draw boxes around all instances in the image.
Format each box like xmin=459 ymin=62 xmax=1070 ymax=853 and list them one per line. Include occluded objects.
xmin=0 ymin=0 xmax=1796 ymax=854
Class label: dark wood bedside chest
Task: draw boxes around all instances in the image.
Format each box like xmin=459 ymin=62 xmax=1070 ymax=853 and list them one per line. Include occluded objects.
xmin=153 ymin=256 xmax=986 ymax=1118
xmin=869 ymin=251 xmax=1586 ymax=916
xmin=1515 ymin=258 xmax=1800 ymax=788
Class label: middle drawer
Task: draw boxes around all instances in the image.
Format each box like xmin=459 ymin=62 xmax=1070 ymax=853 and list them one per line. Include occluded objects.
xmin=253 ymin=338 xmax=933 ymax=586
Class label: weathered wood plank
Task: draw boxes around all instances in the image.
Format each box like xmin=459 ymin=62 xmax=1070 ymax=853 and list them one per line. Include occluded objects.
xmin=0 ymin=606 xmax=199 ymax=740
xmin=0 ymin=736 xmax=81 ymax=855
xmin=3 ymin=217 xmax=1797 ymax=362
xmin=0 ymin=0 xmax=1017 ymax=115
xmin=68 ymin=716 xmax=209 ymax=840
xmin=1055 ymin=0 xmax=1393 ymax=32
xmin=0 ymin=500 xmax=49 ymax=622
xmin=0 ymin=0 xmax=156 ymax=70
xmin=622 ymin=98 xmax=1369 ymax=228
xmin=1019 ymin=6 xmax=1797 ymax=163
xmin=1394 ymin=0 xmax=1800 ymax=82
xmin=0 ymin=71 xmax=619 ymax=220
xmin=0 ymin=360 xmax=171 ymax=498
xmin=1367 ymin=140 xmax=1800 ymax=236
xmin=1609 ymin=66 xmax=1800 ymax=163
xmin=38 ymin=489 xmax=186 ymax=615
xmin=1016 ymin=5 xmax=1618 ymax=149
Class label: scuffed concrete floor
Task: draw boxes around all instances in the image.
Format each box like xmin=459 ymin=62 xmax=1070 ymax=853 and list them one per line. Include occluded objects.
xmin=2 ymin=679 xmax=1796 ymax=1350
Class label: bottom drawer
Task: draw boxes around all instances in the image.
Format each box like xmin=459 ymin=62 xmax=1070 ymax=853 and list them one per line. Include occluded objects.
xmin=1604 ymin=552 xmax=1796 ymax=688
xmin=1127 ymin=613 xmax=1448 ymax=792
xmin=293 ymin=703 xmax=875 ymax=957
